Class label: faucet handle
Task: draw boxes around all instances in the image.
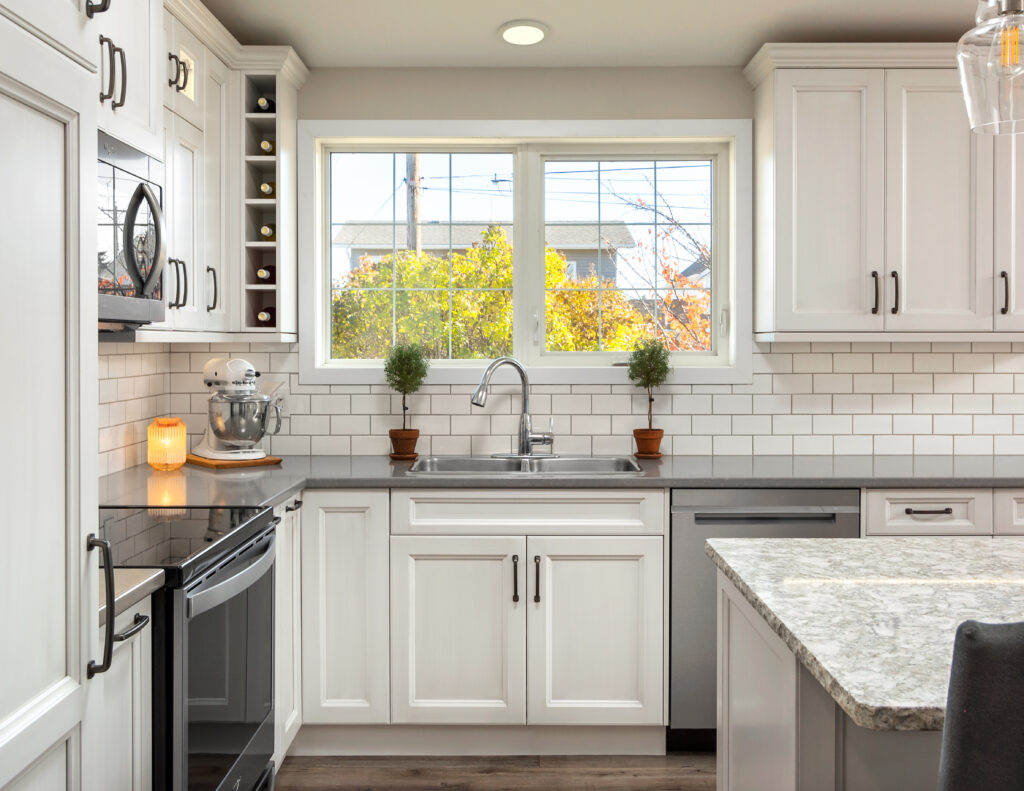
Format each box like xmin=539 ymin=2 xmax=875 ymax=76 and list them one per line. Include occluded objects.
xmin=529 ymin=417 xmax=555 ymax=452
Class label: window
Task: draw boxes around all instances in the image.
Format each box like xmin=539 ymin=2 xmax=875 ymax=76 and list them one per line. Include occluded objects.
xmin=300 ymin=121 xmax=750 ymax=384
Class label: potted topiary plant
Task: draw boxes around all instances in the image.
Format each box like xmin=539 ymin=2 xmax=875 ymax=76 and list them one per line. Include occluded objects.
xmin=384 ymin=343 xmax=430 ymax=460
xmin=627 ymin=338 xmax=670 ymax=458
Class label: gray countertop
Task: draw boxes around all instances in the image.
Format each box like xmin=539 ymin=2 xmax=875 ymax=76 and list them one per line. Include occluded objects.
xmin=706 ymin=536 xmax=1024 ymax=731
xmin=98 ymin=568 xmax=164 ymax=626
xmin=98 ymin=454 xmax=1024 ymax=509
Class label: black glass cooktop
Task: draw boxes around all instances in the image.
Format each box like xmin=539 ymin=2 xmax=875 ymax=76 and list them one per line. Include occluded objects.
xmin=97 ymin=506 xmax=271 ymax=585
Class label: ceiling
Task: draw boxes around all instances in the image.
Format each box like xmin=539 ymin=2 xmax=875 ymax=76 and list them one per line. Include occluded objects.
xmin=201 ymin=0 xmax=977 ymax=69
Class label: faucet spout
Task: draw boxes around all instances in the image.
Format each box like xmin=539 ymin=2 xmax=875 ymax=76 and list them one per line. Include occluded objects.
xmin=470 ymin=357 xmax=553 ymax=457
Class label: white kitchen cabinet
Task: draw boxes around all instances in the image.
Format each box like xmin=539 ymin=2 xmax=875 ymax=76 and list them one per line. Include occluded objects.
xmin=390 ymin=535 xmax=527 ymax=725
xmin=884 ymin=69 xmax=993 ymax=331
xmin=163 ymin=10 xmax=206 ymax=130
xmin=201 ymin=51 xmax=235 ymax=331
xmin=97 ymin=600 xmax=153 ymax=791
xmin=95 ymin=0 xmax=162 ymax=159
xmin=301 ymin=490 xmax=390 ymax=724
xmin=527 ymin=536 xmax=664 ymax=725
xmin=994 ymin=136 xmax=1024 ymax=329
xmin=864 ymin=489 xmax=994 ymax=536
xmin=0 ymin=15 xmax=96 ymax=789
xmin=273 ymin=499 xmax=302 ymax=765
xmin=0 ymin=0 xmax=98 ymax=70
xmin=994 ymin=489 xmax=1024 ymax=535
xmin=757 ymin=69 xmax=886 ymax=333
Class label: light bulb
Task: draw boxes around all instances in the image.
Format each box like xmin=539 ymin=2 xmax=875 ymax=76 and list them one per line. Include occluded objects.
xmin=990 ymin=17 xmax=1024 ymax=77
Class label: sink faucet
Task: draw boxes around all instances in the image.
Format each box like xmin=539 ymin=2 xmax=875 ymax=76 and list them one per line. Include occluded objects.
xmin=471 ymin=357 xmax=554 ymax=458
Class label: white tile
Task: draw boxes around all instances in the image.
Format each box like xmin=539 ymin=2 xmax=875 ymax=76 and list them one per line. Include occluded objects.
xmin=953 ymin=393 xmax=992 ymax=414
xmin=812 ymin=415 xmax=852 ymax=435
xmin=833 ymin=354 xmax=873 ymax=373
xmin=893 ymin=414 xmax=932 ymax=434
xmin=833 ymin=435 xmax=873 ymax=455
xmin=753 ymin=435 xmax=793 ymax=455
xmin=752 ymin=394 xmax=791 ymax=414
xmin=672 ymin=395 xmax=712 ymax=414
xmin=813 ymin=374 xmax=852 ymax=393
xmin=791 ymin=394 xmax=832 ymax=414
xmin=714 ymin=435 xmax=752 ymax=455
xmin=713 ymin=394 xmax=752 ymax=414
xmin=932 ymin=414 xmax=973 ymax=434
xmin=873 ymin=354 xmax=913 ymax=373
xmin=732 ymin=415 xmax=771 ymax=435
xmin=874 ymin=435 xmax=914 ymax=455
xmin=974 ymin=374 xmax=1014 ymax=393
xmin=310 ymin=435 xmax=352 ymax=455
xmin=853 ymin=414 xmax=892 ymax=434
xmin=913 ymin=394 xmax=952 ymax=414
xmin=793 ymin=353 xmax=833 ymax=373
xmin=773 ymin=414 xmax=811 ymax=434
xmin=793 ymin=435 xmax=833 ymax=454
xmin=691 ymin=415 xmax=731 ymax=435
xmin=853 ymin=374 xmax=893 ymax=394
xmin=914 ymin=435 xmax=953 ymax=454
xmin=954 ymin=435 xmax=993 ymax=455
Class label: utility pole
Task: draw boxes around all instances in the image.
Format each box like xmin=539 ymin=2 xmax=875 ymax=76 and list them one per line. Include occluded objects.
xmin=406 ymin=153 xmax=421 ymax=255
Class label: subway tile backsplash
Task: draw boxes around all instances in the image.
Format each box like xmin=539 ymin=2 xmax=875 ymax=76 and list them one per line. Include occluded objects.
xmin=98 ymin=340 xmax=1024 ymax=473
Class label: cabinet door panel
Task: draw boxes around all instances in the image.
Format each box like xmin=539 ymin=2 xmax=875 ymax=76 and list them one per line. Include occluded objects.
xmin=165 ymin=109 xmax=204 ymax=329
xmin=0 ymin=0 xmax=96 ymax=69
xmin=301 ymin=491 xmax=390 ymax=724
xmin=995 ymin=137 xmax=1024 ymax=329
xmin=774 ymin=69 xmax=885 ymax=331
xmin=885 ymin=69 xmax=993 ymax=331
xmin=166 ymin=14 xmax=204 ymax=130
xmin=274 ymin=505 xmax=302 ymax=763
xmin=391 ymin=536 xmax=526 ymax=724
xmin=527 ymin=536 xmax=663 ymax=725
xmin=201 ymin=53 xmax=233 ymax=330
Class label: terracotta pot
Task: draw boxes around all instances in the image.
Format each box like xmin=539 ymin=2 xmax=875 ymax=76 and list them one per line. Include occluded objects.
xmin=388 ymin=428 xmax=420 ymax=459
xmin=633 ymin=428 xmax=664 ymax=458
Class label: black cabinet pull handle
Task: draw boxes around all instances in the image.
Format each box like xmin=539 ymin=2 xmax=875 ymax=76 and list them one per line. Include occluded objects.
xmin=179 ymin=259 xmax=188 ymax=308
xmin=177 ymin=61 xmax=190 ymax=93
xmin=512 ymin=555 xmax=519 ymax=603
xmin=168 ymin=53 xmax=182 ymax=88
xmin=99 ymin=36 xmax=115 ymax=103
xmin=890 ymin=270 xmax=900 ymax=315
xmin=113 ymin=613 xmax=150 ymax=642
xmin=168 ymin=258 xmax=181 ymax=308
xmin=86 ymin=0 xmax=111 ymax=18
xmin=285 ymin=499 xmax=303 ymax=513
xmin=905 ymin=507 xmax=953 ymax=516
xmin=88 ymin=535 xmax=115 ymax=678
xmin=1002 ymin=271 xmax=1010 ymax=315
xmin=206 ymin=266 xmax=217 ymax=311
xmin=871 ymin=270 xmax=880 ymax=315
xmin=112 ymin=45 xmax=127 ymax=109
xmin=533 ymin=555 xmax=541 ymax=603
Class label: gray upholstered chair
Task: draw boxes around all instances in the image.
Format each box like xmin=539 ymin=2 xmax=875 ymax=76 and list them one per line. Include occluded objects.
xmin=937 ymin=619 xmax=1024 ymax=791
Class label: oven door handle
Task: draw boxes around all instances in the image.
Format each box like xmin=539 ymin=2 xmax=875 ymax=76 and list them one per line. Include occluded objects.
xmin=187 ymin=533 xmax=276 ymax=620
xmin=122 ymin=181 xmax=166 ymax=297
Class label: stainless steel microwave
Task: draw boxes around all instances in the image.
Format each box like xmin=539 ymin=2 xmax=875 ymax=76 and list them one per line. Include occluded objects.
xmin=97 ymin=131 xmax=166 ymax=332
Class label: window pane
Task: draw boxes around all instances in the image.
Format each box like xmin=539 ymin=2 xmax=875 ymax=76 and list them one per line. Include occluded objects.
xmin=395 ymin=227 xmax=450 ymax=289
xmin=395 ymin=290 xmax=450 ymax=358
xmin=330 ymin=289 xmax=394 ymax=359
xmin=545 ymin=290 xmax=600 ymax=352
xmin=545 ymin=161 xmax=598 ymax=222
xmin=452 ymin=224 xmax=513 ymax=289
xmin=658 ymin=160 xmax=713 ymax=225
xmin=451 ymin=154 xmax=514 ymax=222
xmin=330 ymin=153 xmax=404 ymax=224
xmin=452 ymin=290 xmax=513 ymax=359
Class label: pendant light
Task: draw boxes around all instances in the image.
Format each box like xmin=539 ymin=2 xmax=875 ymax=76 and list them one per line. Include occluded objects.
xmin=958 ymin=0 xmax=1024 ymax=133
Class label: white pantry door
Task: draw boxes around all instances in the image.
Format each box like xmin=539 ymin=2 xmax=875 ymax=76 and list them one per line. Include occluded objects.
xmin=0 ymin=14 xmax=97 ymax=791
xmin=391 ymin=536 xmax=526 ymax=724
xmin=527 ymin=536 xmax=663 ymax=725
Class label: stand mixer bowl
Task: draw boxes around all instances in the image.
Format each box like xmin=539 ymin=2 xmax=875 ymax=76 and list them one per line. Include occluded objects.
xmin=208 ymin=392 xmax=282 ymax=448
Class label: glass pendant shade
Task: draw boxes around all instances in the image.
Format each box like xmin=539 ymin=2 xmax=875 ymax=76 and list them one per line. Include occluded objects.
xmin=147 ymin=417 xmax=186 ymax=470
xmin=958 ymin=8 xmax=1024 ymax=133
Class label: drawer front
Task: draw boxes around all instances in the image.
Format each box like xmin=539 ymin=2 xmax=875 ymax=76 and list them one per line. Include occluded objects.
xmin=391 ymin=489 xmax=666 ymax=536
xmin=864 ymin=489 xmax=993 ymax=536
xmin=994 ymin=489 xmax=1024 ymax=535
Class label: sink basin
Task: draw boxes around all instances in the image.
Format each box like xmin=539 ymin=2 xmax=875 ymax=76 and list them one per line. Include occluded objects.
xmin=407 ymin=455 xmax=643 ymax=475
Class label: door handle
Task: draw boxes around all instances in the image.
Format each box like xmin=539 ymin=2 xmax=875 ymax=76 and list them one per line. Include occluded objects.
xmin=187 ymin=533 xmax=277 ymax=619
xmin=871 ymin=270 xmax=880 ymax=315
xmin=167 ymin=258 xmax=179 ymax=308
xmin=284 ymin=499 xmax=303 ymax=513
xmin=206 ymin=266 xmax=217 ymax=311
xmin=533 ymin=555 xmax=541 ymax=603
xmin=113 ymin=613 xmax=150 ymax=642
xmin=112 ymin=45 xmax=127 ymax=109
xmin=123 ymin=182 xmax=165 ymax=297
xmin=890 ymin=270 xmax=900 ymax=315
xmin=168 ymin=53 xmax=182 ymax=88
xmin=86 ymin=0 xmax=111 ymax=18
xmin=179 ymin=259 xmax=188 ymax=308
xmin=1002 ymin=271 xmax=1010 ymax=315
xmin=177 ymin=61 xmax=190 ymax=93
xmin=88 ymin=535 xmax=115 ymax=678
xmin=512 ymin=554 xmax=519 ymax=603
xmin=99 ymin=36 xmax=115 ymax=103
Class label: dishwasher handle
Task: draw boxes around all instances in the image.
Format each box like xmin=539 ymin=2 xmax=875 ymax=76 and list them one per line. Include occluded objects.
xmin=690 ymin=512 xmax=840 ymax=524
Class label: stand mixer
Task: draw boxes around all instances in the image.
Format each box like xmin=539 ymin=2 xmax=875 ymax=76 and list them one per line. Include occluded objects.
xmin=192 ymin=358 xmax=283 ymax=461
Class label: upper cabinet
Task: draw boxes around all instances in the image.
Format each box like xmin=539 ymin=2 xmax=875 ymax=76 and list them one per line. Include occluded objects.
xmin=748 ymin=44 xmax=1004 ymax=340
xmin=0 ymin=0 xmax=99 ymax=70
xmin=95 ymin=0 xmax=163 ymax=159
xmin=164 ymin=10 xmax=206 ymax=129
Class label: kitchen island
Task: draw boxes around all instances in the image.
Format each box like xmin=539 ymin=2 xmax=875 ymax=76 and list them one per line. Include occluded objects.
xmin=706 ymin=537 xmax=1024 ymax=791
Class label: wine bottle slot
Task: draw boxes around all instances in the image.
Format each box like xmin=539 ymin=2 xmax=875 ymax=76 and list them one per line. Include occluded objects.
xmin=259 ymin=181 xmax=276 ymax=197
xmin=259 ymin=224 xmax=277 ymax=241
xmin=259 ymin=139 xmax=276 ymax=154
xmin=255 ymin=265 xmax=276 ymax=283
xmin=256 ymin=306 xmax=276 ymax=325
xmin=255 ymin=96 xmax=275 ymax=113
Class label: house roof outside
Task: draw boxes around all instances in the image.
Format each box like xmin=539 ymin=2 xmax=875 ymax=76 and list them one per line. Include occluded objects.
xmin=332 ymin=222 xmax=637 ymax=251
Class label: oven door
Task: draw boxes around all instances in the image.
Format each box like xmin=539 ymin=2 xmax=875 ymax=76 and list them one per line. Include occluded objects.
xmin=181 ymin=526 xmax=275 ymax=791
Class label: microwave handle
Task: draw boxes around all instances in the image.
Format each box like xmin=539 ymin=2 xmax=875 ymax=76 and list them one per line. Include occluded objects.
xmin=122 ymin=181 xmax=166 ymax=297
xmin=187 ymin=532 xmax=276 ymax=620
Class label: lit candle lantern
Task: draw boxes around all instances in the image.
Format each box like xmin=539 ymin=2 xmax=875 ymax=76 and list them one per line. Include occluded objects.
xmin=147 ymin=417 xmax=186 ymax=471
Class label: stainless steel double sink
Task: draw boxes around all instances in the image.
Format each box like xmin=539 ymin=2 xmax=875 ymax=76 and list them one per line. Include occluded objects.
xmin=407 ymin=455 xmax=643 ymax=476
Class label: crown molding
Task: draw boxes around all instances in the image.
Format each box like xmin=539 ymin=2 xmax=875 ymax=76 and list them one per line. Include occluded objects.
xmin=163 ymin=0 xmax=308 ymax=88
xmin=744 ymin=43 xmax=959 ymax=87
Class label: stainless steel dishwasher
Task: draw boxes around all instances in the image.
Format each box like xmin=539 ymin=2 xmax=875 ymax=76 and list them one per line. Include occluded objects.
xmin=669 ymin=488 xmax=860 ymax=746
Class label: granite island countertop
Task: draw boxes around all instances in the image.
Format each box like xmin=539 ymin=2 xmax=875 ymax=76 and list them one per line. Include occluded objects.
xmin=99 ymin=454 xmax=1024 ymax=508
xmin=706 ymin=536 xmax=1024 ymax=730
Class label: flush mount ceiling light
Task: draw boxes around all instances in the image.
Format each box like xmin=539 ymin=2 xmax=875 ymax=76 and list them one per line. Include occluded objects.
xmin=958 ymin=0 xmax=1024 ymax=133
xmin=499 ymin=20 xmax=548 ymax=46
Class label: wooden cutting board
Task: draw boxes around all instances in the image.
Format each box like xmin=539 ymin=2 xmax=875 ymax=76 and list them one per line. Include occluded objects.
xmin=186 ymin=453 xmax=282 ymax=469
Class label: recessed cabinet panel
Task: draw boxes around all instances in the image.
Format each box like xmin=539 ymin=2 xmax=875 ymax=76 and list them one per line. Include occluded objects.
xmin=527 ymin=536 xmax=664 ymax=725
xmin=774 ymin=69 xmax=885 ymax=331
xmin=1 ymin=0 xmax=95 ymax=68
xmin=864 ymin=489 xmax=993 ymax=536
xmin=885 ymin=70 xmax=993 ymax=331
xmin=994 ymin=137 xmax=1024 ymax=329
xmin=274 ymin=504 xmax=302 ymax=763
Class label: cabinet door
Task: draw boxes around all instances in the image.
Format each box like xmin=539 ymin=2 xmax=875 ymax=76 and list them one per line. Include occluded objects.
xmin=97 ymin=601 xmax=152 ymax=791
xmin=391 ymin=536 xmax=527 ymax=724
xmin=273 ymin=501 xmax=302 ymax=765
xmin=0 ymin=17 xmax=95 ymax=789
xmin=164 ymin=13 xmax=204 ymax=130
xmin=527 ymin=536 xmax=663 ymax=725
xmin=994 ymin=137 xmax=1024 ymax=329
xmin=885 ymin=69 xmax=994 ymax=331
xmin=301 ymin=491 xmax=390 ymax=724
xmin=0 ymin=0 xmax=97 ymax=69
xmin=773 ymin=69 xmax=886 ymax=331
xmin=201 ymin=52 xmax=234 ymax=331
xmin=164 ymin=109 xmax=205 ymax=330
xmin=96 ymin=0 xmax=162 ymax=159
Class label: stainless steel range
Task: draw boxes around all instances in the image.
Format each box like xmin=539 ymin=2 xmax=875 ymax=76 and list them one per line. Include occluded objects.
xmin=98 ymin=505 xmax=277 ymax=791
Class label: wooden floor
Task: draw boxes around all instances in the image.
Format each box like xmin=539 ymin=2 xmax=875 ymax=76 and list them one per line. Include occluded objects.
xmin=275 ymin=754 xmax=716 ymax=791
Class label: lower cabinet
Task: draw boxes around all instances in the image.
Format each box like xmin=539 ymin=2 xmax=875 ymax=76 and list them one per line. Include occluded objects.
xmin=273 ymin=498 xmax=303 ymax=765
xmin=97 ymin=599 xmax=153 ymax=791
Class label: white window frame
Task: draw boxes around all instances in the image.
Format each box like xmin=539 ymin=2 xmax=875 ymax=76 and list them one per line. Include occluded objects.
xmin=298 ymin=119 xmax=752 ymax=386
